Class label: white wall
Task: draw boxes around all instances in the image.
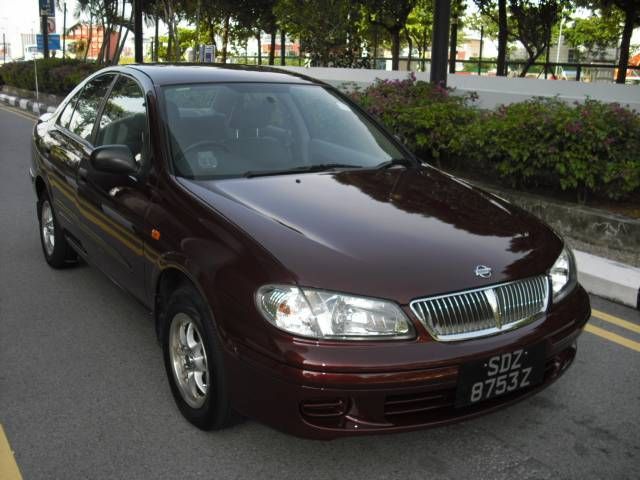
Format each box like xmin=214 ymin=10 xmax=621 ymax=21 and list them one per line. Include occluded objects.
xmin=276 ymin=66 xmax=640 ymax=111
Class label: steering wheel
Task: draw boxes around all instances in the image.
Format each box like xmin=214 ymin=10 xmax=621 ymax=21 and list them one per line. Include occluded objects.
xmin=182 ymin=140 xmax=230 ymax=155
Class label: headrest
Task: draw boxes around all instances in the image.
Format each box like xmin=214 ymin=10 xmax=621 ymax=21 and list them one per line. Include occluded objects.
xmin=228 ymin=97 xmax=276 ymax=131
xmin=212 ymin=89 xmax=238 ymax=115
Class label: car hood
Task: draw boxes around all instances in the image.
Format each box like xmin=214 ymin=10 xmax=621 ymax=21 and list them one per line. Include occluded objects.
xmin=180 ymin=167 xmax=562 ymax=305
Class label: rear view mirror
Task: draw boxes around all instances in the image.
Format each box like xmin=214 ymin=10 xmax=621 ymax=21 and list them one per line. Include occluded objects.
xmin=90 ymin=145 xmax=137 ymax=175
xmin=38 ymin=112 xmax=53 ymax=123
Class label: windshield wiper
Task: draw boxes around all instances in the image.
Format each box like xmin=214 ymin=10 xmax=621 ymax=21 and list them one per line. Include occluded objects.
xmin=376 ymin=158 xmax=414 ymax=170
xmin=244 ymin=163 xmax=362 ymax=178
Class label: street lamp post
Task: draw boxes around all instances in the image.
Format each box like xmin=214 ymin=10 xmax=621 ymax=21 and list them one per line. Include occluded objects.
xmin=62 ymin=2 xmax=67 ymax=59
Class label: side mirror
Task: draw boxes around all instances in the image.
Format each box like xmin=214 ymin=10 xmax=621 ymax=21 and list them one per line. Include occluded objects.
xmin=90 ymin=145 xmax=137 ymax=176
xmin=38 ymin=112 xmax=53 ymax=123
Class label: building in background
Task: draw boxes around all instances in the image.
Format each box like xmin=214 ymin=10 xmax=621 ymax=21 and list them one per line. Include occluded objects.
xmin=65 ymin=23 xmax=119 ymax=61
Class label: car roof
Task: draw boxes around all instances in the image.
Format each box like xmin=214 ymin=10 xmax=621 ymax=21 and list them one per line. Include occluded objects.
xmin=123 ymin=64 xmax=318 ymax=86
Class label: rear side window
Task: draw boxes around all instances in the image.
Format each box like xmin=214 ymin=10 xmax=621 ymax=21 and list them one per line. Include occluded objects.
xmin=66 ymin=74 xmax=115 ymax=141
xmin=95 ymin=76 xmax=148 ymax=167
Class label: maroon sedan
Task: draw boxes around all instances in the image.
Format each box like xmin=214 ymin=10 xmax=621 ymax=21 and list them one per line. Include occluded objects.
xmin=30 ymin=65 xmax=590 ymax=439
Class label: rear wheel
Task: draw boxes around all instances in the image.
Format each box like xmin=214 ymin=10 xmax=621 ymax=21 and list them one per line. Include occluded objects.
xmin=38 ymin=193 xmax=77 ymax=268
xmin=162 ymin=285 xmax=237 ymax=430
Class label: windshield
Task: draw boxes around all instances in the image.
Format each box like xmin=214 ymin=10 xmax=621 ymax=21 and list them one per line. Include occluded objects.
xmin=162 ymin=83 xmax=407 ymax=179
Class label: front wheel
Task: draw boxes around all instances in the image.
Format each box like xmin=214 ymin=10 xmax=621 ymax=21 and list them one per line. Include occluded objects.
xmin=38 ymin=194 xmax=77 ymax=268
xmin=162 ymin=285 xmax=237 ymax=430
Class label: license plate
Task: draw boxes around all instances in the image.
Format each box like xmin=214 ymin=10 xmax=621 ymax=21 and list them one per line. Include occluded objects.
xmin=455 ymin=343 xmax=546 ymax=408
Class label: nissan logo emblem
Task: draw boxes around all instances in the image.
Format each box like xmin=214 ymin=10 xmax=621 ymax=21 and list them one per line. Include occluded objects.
xmin=475 ymin=265 xmax=492 ymax=278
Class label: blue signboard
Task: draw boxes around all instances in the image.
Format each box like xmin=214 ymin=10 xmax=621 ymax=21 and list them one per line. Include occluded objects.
xmin=39 ymin=0 xmax=56 ymax=17
xmin=36 ymin=34 xmax=61 ymax=51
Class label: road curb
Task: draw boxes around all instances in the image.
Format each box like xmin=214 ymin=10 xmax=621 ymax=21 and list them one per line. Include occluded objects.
xmin=0 ymin=92 xmax=55 ymax=116
xmin=575 ymin=250 xmax=640 ymax=309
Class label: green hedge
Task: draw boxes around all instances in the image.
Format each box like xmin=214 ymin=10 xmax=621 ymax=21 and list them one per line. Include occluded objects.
xmin=349 ymin=77 xmax=640 ymax=203
xmin=0 ymin=59 xmax=102 ymax=96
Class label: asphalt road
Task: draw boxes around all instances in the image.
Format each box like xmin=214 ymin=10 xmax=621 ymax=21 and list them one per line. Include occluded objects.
xmin=0 ymin=105 xmax=639 ymax=480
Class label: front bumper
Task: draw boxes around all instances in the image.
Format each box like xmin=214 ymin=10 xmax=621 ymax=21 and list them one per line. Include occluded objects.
xmin=226 ymin=285 xmax=590 ymax=439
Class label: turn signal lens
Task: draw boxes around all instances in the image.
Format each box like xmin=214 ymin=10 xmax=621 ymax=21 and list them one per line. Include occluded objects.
xmin=549 ymin=248 xmax=577 ymax=301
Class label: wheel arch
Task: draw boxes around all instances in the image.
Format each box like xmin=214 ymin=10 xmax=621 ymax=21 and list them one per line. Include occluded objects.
xmin=153 ymin=264 xmax=213 ymax=341
xmin=34 ymin=175 xmax=48 ymax=202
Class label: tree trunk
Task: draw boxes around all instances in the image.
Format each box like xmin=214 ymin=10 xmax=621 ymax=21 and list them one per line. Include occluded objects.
xmin=104 ymin=0 xmax=115 ymax=64
xmin=105 ymin=25 xmax=113 ymax=64
xmin=449 ymin=16 xmax=458 ymax=74
xmin=97 ymin=22 xmax=108 ymax=64
xmin=421 ymin=27 xmax=428 ymax=71
xmin=221 ymin=15 xmax=230 ymax=63
xmin=113 ymin=6 xmax=132 ymax=64
xmin=280 ymin=29 xmax=286 ymax=65
xmin=405 ymin=29 xmax=412 ymax=71
xmin=496 ymin=0 xmax=508 ymax=76
xmin=616 ymin=7 xmax=635 ymax=84
xmin=519 ymin=50 xmax=543 ymax=77
xmin=390 ymin=27 xmax=400 ymax=71
xmin=372 ymin=25 xmax=378 ymax=69
xmin=269 ymin=31 xmax=276 ymax=65
xmin=84 ymin=17 xmax=93 ymax=61
xmin=112 ymin=0 xmax=126 ymax=64
xmin=154 ymin=15 xmax=159 ymax=62
xmin=257 ymin=31 xmax=262 ymax=65
xmin=173 ymin=21 xmax=180 ymax=60
xmin=163 ymin=1 xmax=178 ymax=61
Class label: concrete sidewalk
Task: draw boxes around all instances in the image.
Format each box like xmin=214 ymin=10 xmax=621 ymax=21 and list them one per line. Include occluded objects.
xmin=575 ymin=250 xmax=640 ymax=309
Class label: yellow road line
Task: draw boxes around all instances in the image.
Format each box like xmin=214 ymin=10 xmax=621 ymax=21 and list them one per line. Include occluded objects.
xmin=584 ymin=324 xmax=640 ymax=352
xmin=592 ymin=309 xmax=640 ymax=335
xmin=0 ymin=424 xmax=23 ymax=480
xmin=0 ymin=104 xmax=37 ymax=122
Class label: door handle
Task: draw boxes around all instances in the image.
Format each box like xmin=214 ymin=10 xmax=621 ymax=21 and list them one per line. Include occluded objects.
xmin=78 ymin=167 xmax=88 ymax=181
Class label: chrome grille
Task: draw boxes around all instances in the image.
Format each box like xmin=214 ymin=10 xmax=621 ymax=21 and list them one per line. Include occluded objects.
xmin=410 ymin=276 xmax=549 ymax=341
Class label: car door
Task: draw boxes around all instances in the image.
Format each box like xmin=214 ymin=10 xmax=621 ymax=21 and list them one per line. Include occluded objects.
xmin=76 ymin=74 xmax=153 ymax=302
xmin=46 ymin=74 xmax=116 ymax=254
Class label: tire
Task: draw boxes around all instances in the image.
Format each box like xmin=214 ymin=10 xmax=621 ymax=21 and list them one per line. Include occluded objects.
xmin=38 ymin=193 xmax=77 ymax=268
xmin=162 ymin=284 xmax=237 ymax=430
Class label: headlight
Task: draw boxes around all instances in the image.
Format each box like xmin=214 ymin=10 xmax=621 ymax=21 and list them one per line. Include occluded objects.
xmin=548 ymin=247 xmax=577 ymax=301
xmin=256 ymin=285 xmax=414 ymax=340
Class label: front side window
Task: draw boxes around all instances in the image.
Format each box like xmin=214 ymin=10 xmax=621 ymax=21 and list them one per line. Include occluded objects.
xmin=67 ymin=74 xmax=115 ymax=141
xmin=95 ymin=76 xmax=148 ymax=168
xmin=57 ymin=91 xmax=81 ymax=130
xmin=162 ymin=83 xmax=406 ymax=179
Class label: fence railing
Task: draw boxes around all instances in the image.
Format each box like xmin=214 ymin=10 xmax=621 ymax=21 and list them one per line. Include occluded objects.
xmin=225 ymin=55 xmax=639 ymax=84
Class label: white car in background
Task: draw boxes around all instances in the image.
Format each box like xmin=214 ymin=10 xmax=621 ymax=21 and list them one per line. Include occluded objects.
xmin=23 ymin=45 xmax=43 ymax=61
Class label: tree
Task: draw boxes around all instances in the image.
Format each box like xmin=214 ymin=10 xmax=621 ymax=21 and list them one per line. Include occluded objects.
xmin=449 ymin=1 xmax=468 ymax=73
xmin=275 ymin=0 xmax=364 ymax=67
xmin=563 ymin=9 xmax=624 ymax=61
xmin=509 ymin=1 xmax=567 ymax=77
xmin=405 ymin=0 xmax=434 ymax=71
xmin=600 ymin=1 xmax=640 ymax=83
xmin=574 ymin=1 xmax=640 ymax=83
xmin=473 ymin=0 xmax=509 ymax=75
xmin=363 ymin=0 xmax=417 ymax=70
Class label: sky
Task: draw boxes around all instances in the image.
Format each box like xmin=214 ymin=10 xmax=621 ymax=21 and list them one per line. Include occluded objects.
xmin=0 ymin=0 xmax=79 ymax=57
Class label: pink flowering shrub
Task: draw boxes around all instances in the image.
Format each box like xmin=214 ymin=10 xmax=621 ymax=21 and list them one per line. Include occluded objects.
xmin=348 ymin=74 xmax=478 ymax=166
xmin=465 ymin=98 xmax=640 ymax=202
xmin=350 ymin=78 xmax=640 ymax=202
